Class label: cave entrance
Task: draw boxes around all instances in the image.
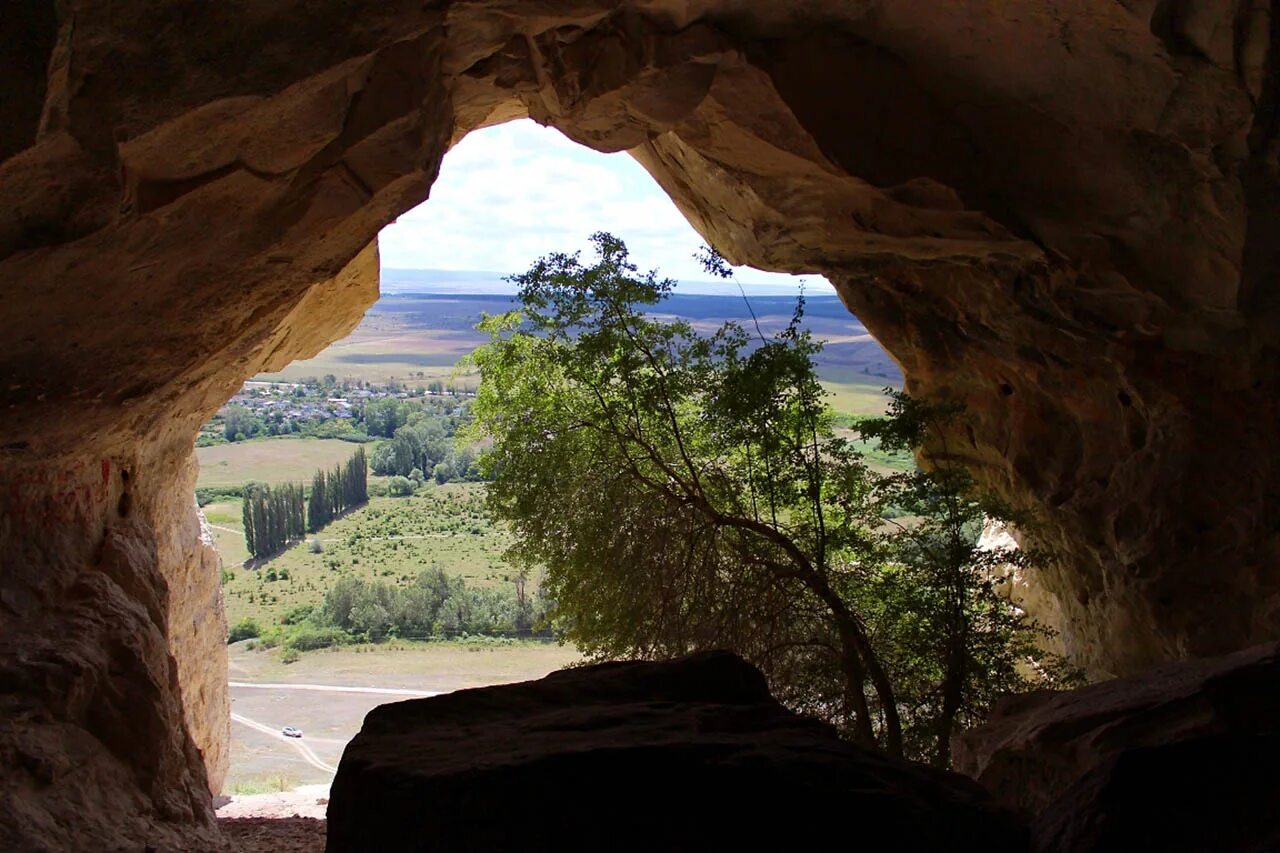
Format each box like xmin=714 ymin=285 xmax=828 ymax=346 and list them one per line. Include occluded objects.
xmin=212 ymin=116 xmax=901 ymax=807
xmin=4 ymin=4 xmax=1272 ymax=848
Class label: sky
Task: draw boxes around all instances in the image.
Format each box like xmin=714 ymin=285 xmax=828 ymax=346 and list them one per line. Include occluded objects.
xmin=377 ymin=119 xmax=832 ymax=292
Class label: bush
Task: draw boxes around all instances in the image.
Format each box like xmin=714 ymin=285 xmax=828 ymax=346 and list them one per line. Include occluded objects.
xmin=282 ymin=605 xmax=314 ymax=625
xmin=388 ymin=475 xmax=415 ymax=497
xmin=308 ymin=538 xmax=324 ymax=553
xmin=283 ymin=624 xmax=351 ymax=652
xmin=281 ymin=648 xmax=300 ymax=664
xmin=196 ymin=485 xmax=244 ymax=507
xmin=228 ymin=617 xmax=260 ymax=644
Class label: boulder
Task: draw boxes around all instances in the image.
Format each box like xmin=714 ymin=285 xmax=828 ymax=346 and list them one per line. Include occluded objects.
xmin=327 ymin=652 xmax=1028 ymax=852
xmin=955 ymin=642 xmax=1280 ymax=850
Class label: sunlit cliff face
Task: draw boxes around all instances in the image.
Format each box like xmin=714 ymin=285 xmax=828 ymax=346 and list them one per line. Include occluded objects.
xmin=0 ymin=1 xmax=1276 ymax=847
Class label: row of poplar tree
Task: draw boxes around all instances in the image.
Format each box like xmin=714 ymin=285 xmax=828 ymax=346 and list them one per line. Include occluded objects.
xmin=307 ymin=446 xmax=369 ymax=531
xmin=242 ymin=446 xmax=368 ymax=559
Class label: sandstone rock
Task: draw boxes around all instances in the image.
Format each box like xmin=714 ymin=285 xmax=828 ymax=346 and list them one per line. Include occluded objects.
xmin=955 ymin=642 xmax=1280 ymax=849
xmin=0 ymin=1 xmax=1277 ymax=847
xmin=328 ymin=652 xmax=1028 ymax=852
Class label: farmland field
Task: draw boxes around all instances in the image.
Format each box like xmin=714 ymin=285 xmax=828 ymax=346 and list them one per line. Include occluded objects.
xmin=254 ymin=290 xmax=899 ymax=410
xmin=197 ymin=437 xmax=365 ymax=489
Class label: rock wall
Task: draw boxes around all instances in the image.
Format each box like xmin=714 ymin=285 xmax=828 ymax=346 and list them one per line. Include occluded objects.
xmin=0 ymin=452 xmax=223 ymax=851
xmin=0 ymin=0 xmax=1276 ymax=845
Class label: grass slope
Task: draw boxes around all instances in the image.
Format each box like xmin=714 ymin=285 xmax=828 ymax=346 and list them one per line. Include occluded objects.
xmin=219 ymin=484 xmax=515 ymax=630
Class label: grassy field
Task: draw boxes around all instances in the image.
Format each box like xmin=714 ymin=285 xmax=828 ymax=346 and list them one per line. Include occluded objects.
xmin=197 ymin=437 xmax=364 ymax=489
xmin=219 ymin=483 xmax=515 ymax=629
xmin=822 ymin=379 xmax=893 ymax=417
xmin=204 ymin=500 xmax=251 ymax=564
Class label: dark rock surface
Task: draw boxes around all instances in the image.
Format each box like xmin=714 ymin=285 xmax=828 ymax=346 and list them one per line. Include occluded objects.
xmin=955 ymin=642 xmax=1280 ymax=851
xmin=327 ymin=652 xmax=1027 ymax=852
xmin=1034 ymin=734 xmax=1280 ymax=853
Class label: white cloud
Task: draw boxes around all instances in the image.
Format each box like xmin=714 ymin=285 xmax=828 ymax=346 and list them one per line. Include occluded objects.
xmin=378 ymin=120 xmax=830 ymax=291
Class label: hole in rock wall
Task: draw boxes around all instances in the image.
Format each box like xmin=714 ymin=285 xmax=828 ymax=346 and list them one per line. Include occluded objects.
xmin=210 ymin=118 xmax=900 ymax=809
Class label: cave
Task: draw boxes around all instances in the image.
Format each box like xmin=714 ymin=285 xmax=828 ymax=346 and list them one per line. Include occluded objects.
xmin=1 ymin=0 xmax=1277 ymax=848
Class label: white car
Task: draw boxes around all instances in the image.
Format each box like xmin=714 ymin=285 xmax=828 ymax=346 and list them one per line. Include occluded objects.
xmin=281 ymin=725 xmax=303 ymax=738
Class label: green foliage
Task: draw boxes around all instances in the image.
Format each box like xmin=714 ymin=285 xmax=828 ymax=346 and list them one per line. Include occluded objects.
xmin=282 ymin=623 xmax=350 ymax=651
xmin=467 ymin=233 xmax=1070 ymax=764
xmin=228 ymin=617 xmax=261 ymax=643
xmin=242 ymin=481 xmax=306 ymax=560
xmin=197 ymin=485 xmax=244 ymax=506
xmin=281 ymin=604 xmax=315 ymax=625
xmin=315 ymin=567 xmax=551 ymax=642
xmin=224 ymin=404 xmax=260 ymax=442
xmin=387 ymin=475 xmax=415 ymax=496
xmin=366 ymin=404 xmax=482 ymax=484
xmin=360 ymin=398 xmax=414 ymax=438
xmin=307 ymin=446 xmax=369 ymax=532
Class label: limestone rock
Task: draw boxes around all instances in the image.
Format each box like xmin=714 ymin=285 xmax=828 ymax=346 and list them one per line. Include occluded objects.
xmin=955 ymin=642 xmax=1280 ymax=849
xmin=327 ymin=652 xmax=1028 ymax=852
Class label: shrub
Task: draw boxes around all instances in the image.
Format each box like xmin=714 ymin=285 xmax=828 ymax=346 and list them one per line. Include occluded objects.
xmin=196 ymin=485 xmax=244 ymax=506
xmin=388 ymin=475 xmax=415 ymax=496
xmin=281 ymin=648 xmax=300 ymax=664
xmin=283 ymin=624 xmax=350 ymax=652
xmin=228 ymin=617 xmax=260 ymax=644
xmin=281 ymin=605 xmax=314 ymax=625
xmin=308 ymin=538 xmax=324 ymax=553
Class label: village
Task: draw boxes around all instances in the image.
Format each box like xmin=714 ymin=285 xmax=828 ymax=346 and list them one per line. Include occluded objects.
xmin=199 ymin=376 xmax=475 ymax=446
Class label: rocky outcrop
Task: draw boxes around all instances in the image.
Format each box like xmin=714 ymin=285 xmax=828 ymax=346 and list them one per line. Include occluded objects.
xmin=955 ymin=642 xmax=1280 ymax=851
xmin=0 ymin=453 xmax=224 ymax=852
xmin=328 ymin=652 xmax=1028 ymax=852
xmin=0 ymin=0 xmax=1277 ymax=846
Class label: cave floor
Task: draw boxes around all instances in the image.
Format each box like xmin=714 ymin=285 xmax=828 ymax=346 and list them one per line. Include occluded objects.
xmin=218 ymin=817 xmax=325 ymax=853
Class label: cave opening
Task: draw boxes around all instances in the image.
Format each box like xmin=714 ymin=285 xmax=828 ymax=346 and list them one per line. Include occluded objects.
xmin=214 ymin=115 xmax=901 ymax=809
xmin=2 ymin=3 xmax=1277 ymax=849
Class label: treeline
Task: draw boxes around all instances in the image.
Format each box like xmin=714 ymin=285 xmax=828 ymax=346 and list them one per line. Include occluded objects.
xmin=308 ymin=446 xmax=369 ymax=531
xmin=241 ymin=447 xmax=369 ymax=559
xmin=242 ymin=483 xmax=305 ymax=559
xmin=316 ymin=568 xmax=552 ymax=642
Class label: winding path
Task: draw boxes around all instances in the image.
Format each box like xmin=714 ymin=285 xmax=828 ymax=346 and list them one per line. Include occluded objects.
xmin=231 ymin=712 xmax=338 ymax=775
xmin=228 ymin=681 xmax=444 ymax=776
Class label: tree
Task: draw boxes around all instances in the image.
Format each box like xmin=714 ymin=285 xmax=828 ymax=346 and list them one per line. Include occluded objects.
xmin=241 ymin=481 xmax=305 ymax=559
xmin=223 ymin=404 xmax=257 ymax=441
xmin=467 ymin=233 xmax=1068 ymax=761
